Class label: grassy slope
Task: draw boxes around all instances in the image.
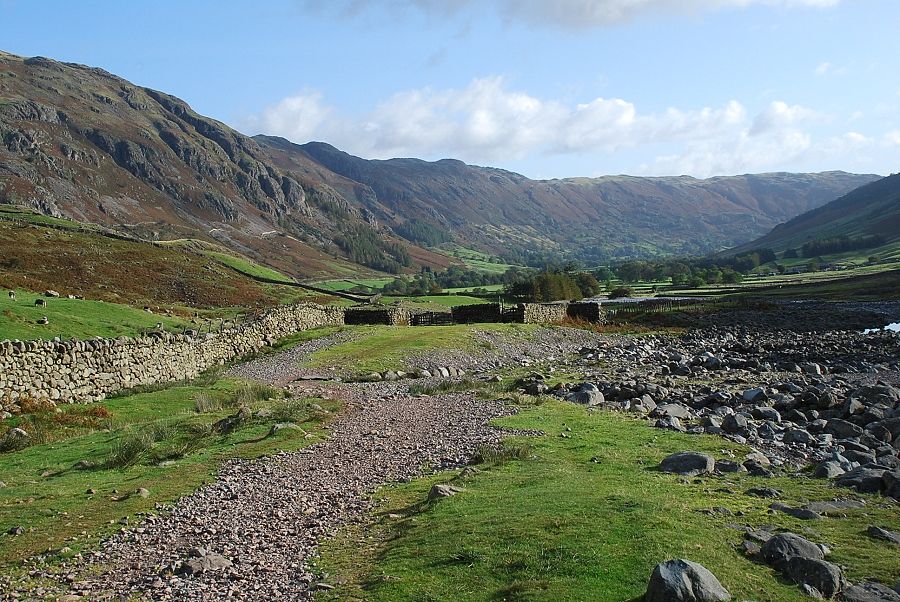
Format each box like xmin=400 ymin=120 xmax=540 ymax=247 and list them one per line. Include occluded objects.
xmin=320 ymin=401 xmax=900 ymax=602
xmin=0 ymin=208 xmax=317 ymax=310
xmin=0 ymin=375 xmax=340 ymax=565
xmin=0 ymin=290 xmax=190 ymax=340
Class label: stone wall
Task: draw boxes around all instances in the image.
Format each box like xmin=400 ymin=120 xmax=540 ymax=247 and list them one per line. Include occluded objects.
xmin=0 ymin=303 xmax=344 ymax=404
xmin=344 ymin=306 xmax=411 ymax=326
xmin=507 ymin=303 xmax=570 ymax=324
xmin=451 ymin=303 xmax=503 ymax=324
xmin=566 ymin=301 xmax=607 ymax=324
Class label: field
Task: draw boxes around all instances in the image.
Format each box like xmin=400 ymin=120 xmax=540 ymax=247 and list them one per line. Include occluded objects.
xmin=318 ymin=400 xmax=900 ymax=602
xmin=314 ymin=278 xmax=397 ymax=292
xmin=0 ymin=291 xmax=190 ymax=340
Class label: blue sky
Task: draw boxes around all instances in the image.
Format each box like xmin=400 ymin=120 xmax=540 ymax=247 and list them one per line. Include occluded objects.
xmin=2 ymin=0 xmax=899 ymax=179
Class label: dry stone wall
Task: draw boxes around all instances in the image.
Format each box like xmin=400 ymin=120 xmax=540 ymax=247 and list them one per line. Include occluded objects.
xmin=0 ymin=303 xmax=344 ymax=404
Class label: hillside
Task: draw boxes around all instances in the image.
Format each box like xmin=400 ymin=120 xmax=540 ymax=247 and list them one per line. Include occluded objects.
xmin=0 ymin=205 xmax=327 ymax=310
xmin=0 ymin=51 xmax=447 ymax=278
xmin=0 ymin=49 xmax=880 ymax=273
xmin=257 ymin=136 xmax=879 ymax=261
xmin=733 ymin=172 xmax=900 ymax=254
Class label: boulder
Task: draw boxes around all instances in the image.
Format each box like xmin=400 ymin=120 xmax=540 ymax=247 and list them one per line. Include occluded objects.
xmin=566 ymin=389 xmax=604 ymax=407
xmin=644 ymin=559 xmax=731 ymax=602
xmin=655 ymin=403 xmax=692 ymax=419
xmin=842 ymin=582 xmax=900 ymax=602
xmin=883 ymin=469 xmax=900 ymax=499
xmin=782 ymin=557 xmax=844 ymax=599
xmin=760 ymin=533 xmax=824 ymax=570
xmin=835 ymin=467 xmax=886 ymax=494
xmin=660 ymin=452 xmax=715 ymax=477
xmin=866 ymin=526 xmax=900 ymax=545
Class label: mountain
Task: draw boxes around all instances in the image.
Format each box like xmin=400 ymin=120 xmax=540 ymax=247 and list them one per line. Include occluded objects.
xmin=0 ymin=49 xmax=881 ymax=277
xmin=256 ymin=136 xmax=880 ymax=262
xmin=732 ymin=172 xmax=900 ymax=254
xmin=0 ymin=50 xmax=449 ymax=278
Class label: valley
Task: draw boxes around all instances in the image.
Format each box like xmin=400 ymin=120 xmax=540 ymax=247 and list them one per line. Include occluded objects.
xmin=1 ymin=14 xmax=900 ymax=602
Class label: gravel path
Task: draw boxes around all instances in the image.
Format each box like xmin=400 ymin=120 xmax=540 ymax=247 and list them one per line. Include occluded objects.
xmin=39 ymin=378 xmax=511 ymax=601
xmin=225 ymin=330 xmax=357 ymax=386
xmin=3 ymin=330 xmax=518 ymax=601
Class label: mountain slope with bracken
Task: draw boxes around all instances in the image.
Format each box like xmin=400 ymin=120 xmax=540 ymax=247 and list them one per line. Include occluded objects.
xmin=0 ymin=50 xmax=449 ymax=278
xmin=731 ymin=172 xmax=900 ymax=254
xmin=256 ymin=136 xmax=880 ymax=262
xmin=0 ymin=49 xmax=881 ymax=275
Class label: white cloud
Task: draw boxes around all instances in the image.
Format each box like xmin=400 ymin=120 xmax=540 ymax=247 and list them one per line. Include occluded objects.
xmin=749 ymin=100 xmax=820 ymax=135
xmin=240 ymin=78 xmax=847 ymax=177
xmin=304 ymin=0 xmax=842 ymax=28
xmin=884 ymin=130 xmax=900 ymax=147
xmin=815 ymin=61 xmax=831 ymax=75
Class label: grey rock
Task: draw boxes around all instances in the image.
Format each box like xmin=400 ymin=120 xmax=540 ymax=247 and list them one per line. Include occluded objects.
xmin=782 ymin=557 xmax=844 ymax=599
xmin=835 ymin=467 xmax=886 ymax=494
xmin=428 ymin=483 xmax=463 ymax=501
xmin=660 ymin=452 xmax=715 ymax=477
xmin=644 ymin=559 xmax=731 ymax=602
xmin=866 ymin=526 xmax=900 ymax=545
xmin=842 ymin=582 xmax=900 ymax=602
xmin=761 ymin=533 xmax=824 ymax=570
xmin=176 ymin=553 xmax=233 ymax=576
xmin=566 ymin=389 xmax=604 ymax=407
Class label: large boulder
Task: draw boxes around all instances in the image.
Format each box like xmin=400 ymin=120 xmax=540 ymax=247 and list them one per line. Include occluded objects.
xmin=176 ymin=552 xmax=233 ymax=576
xmin=660 ymin=452 xmax=715 ymax=477
xmin=835 ymin=466 xmax=886 ymax=494
xmin=842 ymin=582 xmax=900 ymax=602
xmin=644 ymin=559 xmax=731 ymax=602
xmin=566 ymin=384 xmax=605 ymax=407
xmin=883 ymin=469 xmax=900 ymax=499
xmin=760 ymin=533 xmax=824 ymax=570
xmin=782 ymin=557 xmax=844 ymax=598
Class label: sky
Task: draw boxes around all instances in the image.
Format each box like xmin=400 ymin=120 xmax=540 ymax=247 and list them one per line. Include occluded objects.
xmin=2 ymin=0 xmax=899 ymax=179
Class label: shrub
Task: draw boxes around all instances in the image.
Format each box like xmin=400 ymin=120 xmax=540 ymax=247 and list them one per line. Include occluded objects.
xmin=608 ymin=286 xmax=633 ymax=299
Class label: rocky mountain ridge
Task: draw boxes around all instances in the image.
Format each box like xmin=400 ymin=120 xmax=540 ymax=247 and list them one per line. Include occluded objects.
xmin=0 ymin=49 xmax=881 ymax=275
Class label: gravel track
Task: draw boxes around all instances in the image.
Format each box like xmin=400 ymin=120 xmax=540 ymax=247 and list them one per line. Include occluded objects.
xmin=225 ymin=330 xmax=357 ymax=386
xmin=5 ymin=332 xmax=515 ymax=602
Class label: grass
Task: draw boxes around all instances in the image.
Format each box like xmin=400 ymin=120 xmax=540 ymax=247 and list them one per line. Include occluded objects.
xmin=306 ymin=324 xmax=535 ymax=373
xmin=393 ymin=295 xmax=491 ymax=308
xmin=200 ymin=250 xmax=295 ymax=283
xmin=0 ymin=376 xmax=339 ymax=565
xmin=315 ymin=278 xmax=397 ymax=292
xmin=0 ymin=290 xmax=190 ymax=340
xmin=319 ymin=401 xmax=900 ymax=602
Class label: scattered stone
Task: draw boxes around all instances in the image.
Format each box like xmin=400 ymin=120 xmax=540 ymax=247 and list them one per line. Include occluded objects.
xmin=428 ymin=483 xmax=464 ymax=501
xmin=745 ymin=487 xmax=781 ymax=499
xmin=782 ymin=557 xmax=845 ymax=599
xmin=175 ymin=553 xmax=233 ymax=576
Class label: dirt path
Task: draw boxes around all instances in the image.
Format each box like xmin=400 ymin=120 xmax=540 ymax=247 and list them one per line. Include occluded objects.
xmin=43 ymin=362 xmax=511 ymax=600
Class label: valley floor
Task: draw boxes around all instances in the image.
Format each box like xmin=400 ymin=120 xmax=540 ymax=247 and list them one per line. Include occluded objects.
xmin=1 ymin=303 xmax=900 ymax=601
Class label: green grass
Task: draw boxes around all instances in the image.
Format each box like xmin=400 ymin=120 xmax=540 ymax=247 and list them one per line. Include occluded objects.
xmin=306 ymin=324 xmax=534 ymax=373
xmin=314 ymin=278 xmax=397 ymax=292
xmin=437 ymin=244 xmax=517 ymax=275
xmin=443 ymin=285 xmax=505 ymax=294
xmin=319 ymin=401 xmax=900 ymax=602
xmin=0 ymin=290 xmax=190 ymax=340
xmin=0 ymin=376 xmax=339 ymax=565
xmin=394 ymin=295 xmax=489 ymax=307
xmin=200 ymin=250 xmax=295 ymax=283
xmin=0 ymin=204 xmax=95 ymax=230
